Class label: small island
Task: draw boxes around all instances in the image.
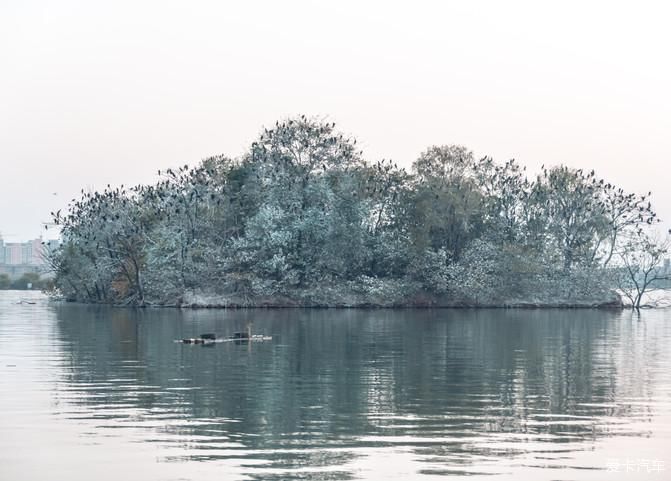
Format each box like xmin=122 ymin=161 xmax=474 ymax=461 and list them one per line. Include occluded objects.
xmin=47 ymin=118 xmax=668 ymax=309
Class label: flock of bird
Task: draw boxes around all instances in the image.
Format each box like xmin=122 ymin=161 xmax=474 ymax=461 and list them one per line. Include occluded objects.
xmin=49 ymin=118 xmax=660 ymax=273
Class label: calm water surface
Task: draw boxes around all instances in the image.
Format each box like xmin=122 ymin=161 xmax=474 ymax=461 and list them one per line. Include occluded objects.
xmin=1 ymin=290 xmax=670 ymax=480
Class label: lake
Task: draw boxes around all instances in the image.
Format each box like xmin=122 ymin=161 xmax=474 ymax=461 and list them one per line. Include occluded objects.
xmin=1 ymin=290 xmax=670 ymax=480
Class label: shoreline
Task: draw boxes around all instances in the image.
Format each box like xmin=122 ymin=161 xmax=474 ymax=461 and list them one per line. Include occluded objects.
xmin=4 ymin=288 xmax=631 ymax=309
xmin=54 ymin=298 xmax=625 ymax=310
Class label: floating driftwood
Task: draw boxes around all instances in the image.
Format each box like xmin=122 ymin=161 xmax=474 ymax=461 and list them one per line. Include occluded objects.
xmin=176 ymin=325 xmax=272 ymax=345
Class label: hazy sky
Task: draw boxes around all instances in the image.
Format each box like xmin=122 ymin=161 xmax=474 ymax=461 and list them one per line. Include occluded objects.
xmin=1 ymin=1 xmax=670 ymax=242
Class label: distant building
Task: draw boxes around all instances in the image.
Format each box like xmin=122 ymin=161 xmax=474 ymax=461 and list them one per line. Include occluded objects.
xmin=1 ymin=238 xmax=44 ymax=265
xmin=5 ymin=242 xmax=23 ymax=264
xmin=0 ymin=235 xmax=60 ymax=280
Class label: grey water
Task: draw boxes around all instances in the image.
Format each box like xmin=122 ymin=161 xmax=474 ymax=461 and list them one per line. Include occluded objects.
xmin=1 ymin=291 xmax=670 ymax=481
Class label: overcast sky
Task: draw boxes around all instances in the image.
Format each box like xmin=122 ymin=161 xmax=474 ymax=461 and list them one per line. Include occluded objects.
xmin=1 ymin=1 xmax=669 ymax=242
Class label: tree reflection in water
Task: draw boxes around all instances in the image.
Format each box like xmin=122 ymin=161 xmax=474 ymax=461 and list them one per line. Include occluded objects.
xmin=50 ymin=305 xmax=669 ymax=479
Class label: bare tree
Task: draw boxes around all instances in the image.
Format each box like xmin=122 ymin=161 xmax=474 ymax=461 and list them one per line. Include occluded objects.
xmin=617 ymin=232 xmax=670 ymax=308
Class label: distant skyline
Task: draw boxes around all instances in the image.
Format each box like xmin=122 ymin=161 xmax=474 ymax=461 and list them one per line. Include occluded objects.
xmin=1 ymin=1 xmax=670 ymax=242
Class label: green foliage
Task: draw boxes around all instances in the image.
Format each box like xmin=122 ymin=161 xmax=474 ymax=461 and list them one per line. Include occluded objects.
xmin=408 ymin=146 xmax=486 ymax=258
xmin=0 ymin=272 xmax=47 ymax=290
xmin=47 ymin=117 xmax=659 ymax=306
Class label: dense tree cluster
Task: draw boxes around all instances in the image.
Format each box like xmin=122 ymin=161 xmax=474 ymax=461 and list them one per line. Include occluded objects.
xmin=0 ymin=272 xmax=50 ymax=290
xmin=48 ymin=118 xmax=661 ymax=306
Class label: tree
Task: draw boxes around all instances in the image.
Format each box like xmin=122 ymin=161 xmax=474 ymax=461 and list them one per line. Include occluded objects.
xmin=477 ymin=157 xmax=529 ymax=244
xmin=247 ymin=117 xmax=366 ymax=285
xmin=52 ymin=185 xmax=156 ymax=304
xmin=527 ymin=166 xmax=608 ymax=270
xmin=0 ymin=273 xmax=10 ymax=289
xmin=407 ymin=145 xmax=486 ymax=260
xmin=10 ymin=272 xmax=41 ymax=290
xmin=617 ymin=233 xmax=670 ymax=308
xmin=599 ymin=184 xmax=657 ymax=267
xmin=46 ymin=117 xmax=662 ymax=307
